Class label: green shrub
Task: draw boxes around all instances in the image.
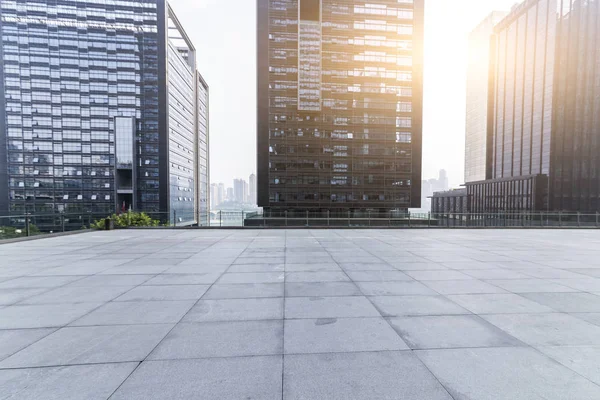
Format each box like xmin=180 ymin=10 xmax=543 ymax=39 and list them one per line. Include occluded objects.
xmin=91 ymin=211 xmax=160 ymax=229
xmin=0 ymin=224 xmax=40 ymax=239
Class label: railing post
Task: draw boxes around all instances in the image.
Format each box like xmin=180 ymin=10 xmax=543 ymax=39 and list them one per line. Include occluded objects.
xmin=348 ymin=210 xmax=351 ymax=227
xmin=368 ymin=211 xmax=371 ymax=227
xmin=25 ymin=213 xmax=31 ymax=237
xmin=540 ymin=212 xmax=544 ymax=228
xmin=559 ymin=212 xmax=562 ymax=227
xmin=88 ymin=212 xmax=92 ymax=229
xmin=61 ymin=214 xmax=65 ymax=232
xmin=577 ymin=212 xmax=581 ymax=227
xmin=327 ymin=210 xmax=330 ymax=227
xmin=174 ymin=210 xmax=177 ymax=228
xmin=285 ymin=210 xmax=288 ymax=227
xmin=242 ymin=211 xmax=244 ymax=227
xmin=428 ymin=212 xmax=431 ymax=227
xmin=219 ymin=211 xmax=222 ymax=227
xmin=408 ymin=211 xmax=411 ymax=228
xmin=596 ymin=212 xmax=599 ymax=228
xmin=306 ymin=210 xmax=309 ymax=226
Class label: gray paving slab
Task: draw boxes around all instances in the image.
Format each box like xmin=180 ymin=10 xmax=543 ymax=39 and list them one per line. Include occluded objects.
xmin=284 ymin=317 xmax=408 ymax=354
xmin=537 ymin=345 xmax=600 ymax=385
xmin=284 ymin=351 xmax=453 ymax=400
xmin=0 ymin=328 xmax=56 ymax=361
xmin=70 ymin=300 xmax=195 ymax=326
xmin=338 ymin=262 xmax=396 ymax=271
xmin=345 ymin=270 xmax=413 ymax=282
xmin=0 ymin=276 xmax=83 ymax=289
xmin=183 ymin=298 xmax=283 ymax=322
xmin=521 ymin=292 xmax=600 ymax=312
xmin=0 ymin=288 xmax=49 ymax=305
xmin=370 ymin=295 xmax=470 ymax=317
xmin=0 ymin=363 xmax=137 ymax=400
xmin=66 ymin=274 xmax=154 ymax=287
xmin=0 ymin=303 xmax=103 ymax=329
xmin=115 ymin=285 xmax=209 ymax=301
xmin=485 ymin=279 xmax=578 ymax=293
xmin=143 ymin=272 xmax=221 ymax=285
xmin=110 ymin=356 xmax=282 ymax=400
xmin=0 ymin=324 xmax=173 ymax=368
xmin=575 ymin=313 xmax=600 ymax=327
xmin=356 ymin=280 xmax=438 ymax=296
xmin=227 ymin=263 xmax=285 ymax=272
xmin=202 ymin=282 xmax=284 ymax=299
xmin=482 ymin=313 xmax=600 ymax=346
xmin=423 ymin=279 xmax=509 ymax=295
xmin=417 ymin=347 xmax=600 ymax=400
xmin=405 ymin=270 xmax=474 ymax=281
xmin=19 ymin=285 xmax=132 ymax=304
xmin=148 ymin=321 xmax=283 ymax=360
xmin=217 ymin=272 xmax=284 ymax=284
xmin=285 ymin=296 xmax=381 ymax=319
xmin=388 ymin=315 xmax=523 ymax=349
xmin=447 ymin=293 xmax=555 ymax=314
xmin=285 ymin=282 xmax=362 ymax=297
xmin=285 ymin=271 xmax=350 ymax=282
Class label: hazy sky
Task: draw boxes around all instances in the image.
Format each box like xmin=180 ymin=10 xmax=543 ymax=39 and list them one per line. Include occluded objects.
xmin=170 ymin=0 xmax=519 ymax=188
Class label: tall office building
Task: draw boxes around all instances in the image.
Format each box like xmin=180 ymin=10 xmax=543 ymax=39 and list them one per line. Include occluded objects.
xmin=249 ymin=173 xmax=257 ymax=205
xmin=0 ymin=0 xmax=209 ymax=225
xmin=464 ymin=11 xmax=507 ymax=183
xmin=233 ymin=178 xmax=248 ymax=203
xmin=466 ymin=0 xmax=600 ymax=213
xmin=210 ymin=183 xmax=219 ymax=209
xmin=217 ymin=182 xmax=225 ymax=205
xmin=257 ymin=0 xmax=425 ymax=214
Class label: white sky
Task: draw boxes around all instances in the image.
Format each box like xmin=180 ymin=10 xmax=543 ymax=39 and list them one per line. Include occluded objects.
xmin=170 ymin=0 xmax=519 ymax=188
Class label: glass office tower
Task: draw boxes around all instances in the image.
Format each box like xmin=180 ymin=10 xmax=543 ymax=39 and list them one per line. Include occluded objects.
xmin=465 ymin=0 xmax=600 ymax=213
xmin=0 ymin=0 xmax=209 ymax=225
xmin=464 ymin=11 xmax=507 ymax=183
xmin=257 ymin=0 xmax=425 ymax=213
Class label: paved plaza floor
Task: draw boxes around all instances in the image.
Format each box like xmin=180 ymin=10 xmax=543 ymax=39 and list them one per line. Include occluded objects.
xmin=1 ymin=229 xmax=600 ymax=399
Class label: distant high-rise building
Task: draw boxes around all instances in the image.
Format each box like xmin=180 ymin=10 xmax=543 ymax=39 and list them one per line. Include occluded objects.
xmin=226 ymin=187 xmax=234 ymax=202
xmin=233 ymin=179 xmax=248 ymax=203
xmin=466 ymin=0 xmax=600 ymax=213
xmin=249 ymin=174 xmax=257 ymax=205
xmin=217 ymin=183 xmax=225 ymax=205
xmin=210 ymin=184 xmax=219 ymax=210
xmin=257 ymin=0 xmax=425 ymax=213
xmin=0 ymin=0 xmax=209 ymax=226
xmin=420 ymin=170 xmax=450 ymax=211
xmin=464 ymin=11 xmax=507 ymax=183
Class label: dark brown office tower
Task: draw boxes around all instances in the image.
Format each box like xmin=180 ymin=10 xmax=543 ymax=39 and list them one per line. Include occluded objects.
xmin=257 ymin=0 xmax=425 ymax=214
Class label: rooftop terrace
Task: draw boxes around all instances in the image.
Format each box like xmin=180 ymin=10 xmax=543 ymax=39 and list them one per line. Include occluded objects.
xmin=1 ymin=229 xmax=600 ymax=399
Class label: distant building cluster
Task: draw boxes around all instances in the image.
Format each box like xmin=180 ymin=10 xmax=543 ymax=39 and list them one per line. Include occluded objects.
xmin=437 ymin=0 xmax=600 ymax=214
xmin=0 ymin=0 xmax=210 ymax=226
xmin=210 ymin=173 xmax=257 ymax=209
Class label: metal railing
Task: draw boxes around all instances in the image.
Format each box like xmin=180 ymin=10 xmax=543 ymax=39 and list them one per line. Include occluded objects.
xmin=1 ymin=211 xmax=599 ymax=241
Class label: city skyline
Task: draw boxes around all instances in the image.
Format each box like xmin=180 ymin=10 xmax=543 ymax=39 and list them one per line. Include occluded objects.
xmin=169 ymin=0 xmax=521 ymax=190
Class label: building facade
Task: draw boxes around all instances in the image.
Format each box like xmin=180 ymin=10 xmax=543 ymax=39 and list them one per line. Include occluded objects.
xmin=0 ymin=0 xmax=209 ymax=225
xmin=431 ymin=188 xmax=468 ymax=215
xmin=257 ymin=0 xmax=425 ymax=213
xmin=465 ymin=0 xmax=600 ymax=213
xmin=464 ymin=11 xmax=507 ymax=183
xmin=551 ymin=0 xmax=600 ymax=212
